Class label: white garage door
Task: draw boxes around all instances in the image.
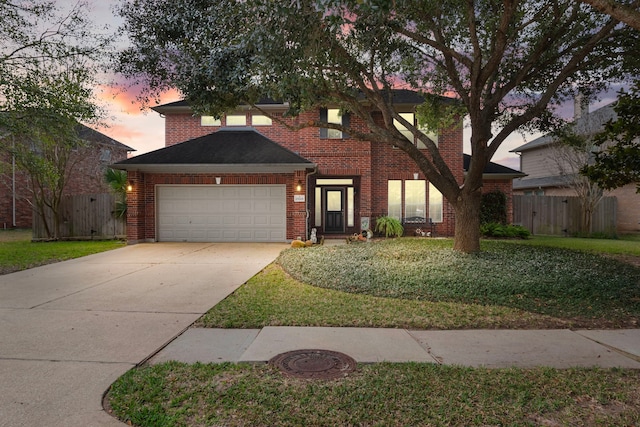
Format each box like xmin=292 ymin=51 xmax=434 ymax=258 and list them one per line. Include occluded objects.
xmin=157 ymin=185 xmax=287 ymax=242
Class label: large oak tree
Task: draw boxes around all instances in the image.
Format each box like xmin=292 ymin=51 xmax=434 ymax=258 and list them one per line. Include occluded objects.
xmin=118 ymin=0 xmax=633 ymax=252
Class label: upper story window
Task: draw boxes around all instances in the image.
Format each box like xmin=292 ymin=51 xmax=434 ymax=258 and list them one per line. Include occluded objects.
xmin=320 ymin=108 xmax=350 ymax=139
xmin=393 ymin=112 xmax=438 ymax=149
xmin=226 ymin=114 xmax=247 ymax=126
xmin=201 ymin=116 xmax=221 ymax=126
xmin=251 ymin=114 xmax=272 ymax=126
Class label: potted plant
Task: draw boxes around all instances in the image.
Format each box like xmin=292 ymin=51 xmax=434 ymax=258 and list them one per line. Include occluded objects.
xmin=374 ymin=216 xmax=404 ymax=238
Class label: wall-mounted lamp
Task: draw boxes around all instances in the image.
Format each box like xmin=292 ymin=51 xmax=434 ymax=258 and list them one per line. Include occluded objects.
xmin=216 ymin=177 xmax=222 ymax=185
xmin=413 ymin=173 xmax=419 ymax=180
xmin=296 ymin=180 xmax=302 ymax=192
xmin=126 ymin=183 xmax=133 ymax=192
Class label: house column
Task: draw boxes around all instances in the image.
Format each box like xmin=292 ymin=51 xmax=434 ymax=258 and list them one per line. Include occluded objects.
xmin=125 ymin=170 xmax=145 ymax=244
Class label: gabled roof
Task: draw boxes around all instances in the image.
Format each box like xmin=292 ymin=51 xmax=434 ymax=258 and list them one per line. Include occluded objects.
xmin=152 ymin=90 xmax=459 ymax=114
xmin=113 ymin=128 xmax=315 ymax=173
xmin=511 ymin=103 xmax=617 ymax=153
xmin=463 ymin=154 xmax=526 ymax=179
xmin=512 ymin=175 xmax=569 ymax=190
xmin=77 ymin=124 xmax=135 ymax=152
xmin=152 ymin=97 xmax=284 ymax=114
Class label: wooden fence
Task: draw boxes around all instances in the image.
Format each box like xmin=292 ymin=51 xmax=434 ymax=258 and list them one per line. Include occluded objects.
xmin=33 ymin=193 xmax=126 ymax=240
xmin=513 ymin=195 xmax=617 ymax=236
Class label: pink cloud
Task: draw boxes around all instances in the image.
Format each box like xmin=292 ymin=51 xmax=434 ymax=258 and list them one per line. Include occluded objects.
xmin=97 ymin=83 xmax=181 ymax=115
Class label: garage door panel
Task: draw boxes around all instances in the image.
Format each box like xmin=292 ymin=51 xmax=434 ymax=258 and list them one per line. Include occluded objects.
xmin=157 ymin=185 xmax=287 ymax=242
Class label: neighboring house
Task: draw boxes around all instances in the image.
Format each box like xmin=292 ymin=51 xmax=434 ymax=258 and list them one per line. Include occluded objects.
xmin=511 ymin=102 xmax=640 ymax=234
xmin=0 ymin=124 xmax=134 ymax=228
xmin=114 ymin=90 xmax=523 ymax=243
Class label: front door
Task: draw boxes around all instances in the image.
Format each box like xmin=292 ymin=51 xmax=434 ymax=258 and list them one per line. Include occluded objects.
xmin=324 ymin=188 xmax=345 ymax=233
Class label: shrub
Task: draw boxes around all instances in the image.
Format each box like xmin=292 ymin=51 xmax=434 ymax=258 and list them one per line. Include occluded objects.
xmin=481 ymin=222 xmax=530 ymax=239
xmin=480 ymin=191 xmax=507 ymax=225
xmin=375 ymin=216 xmax=404 ymax=238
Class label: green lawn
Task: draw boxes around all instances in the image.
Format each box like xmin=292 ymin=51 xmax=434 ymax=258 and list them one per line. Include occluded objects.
xmin=200 ymin=237 xmax=640 ymax=329
xmin=0 ymin=229 xmax=125 ymax=275
xmin=108 ymin=362 xmax=640 ymax=427
xmin=516 ymin=234 xmax=640 ymax=256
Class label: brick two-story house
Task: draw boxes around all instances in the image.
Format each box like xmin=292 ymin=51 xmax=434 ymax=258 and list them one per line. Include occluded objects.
xmin=115 ymin=90 xmax=523 ymax=243
xmin=0 ymin=125 xmax=134 ymax=229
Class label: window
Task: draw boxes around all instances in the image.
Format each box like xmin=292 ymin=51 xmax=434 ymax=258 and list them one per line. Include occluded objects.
xmin=99 ymin=148 xmax=111 ymax=163
xmin=429 ymin=183 xmax=443 ymax=223
xmin=393 ymin=112 xmax=438 ymax=149
xmin=320 ymin=108 xmax=350 ymax=139
xmin=387 ymin=180 xmax=402 ymax=220
xmin=393 ymin=112 xmax=416 ymax=142
xmin=251 ymin=114 xmax=272 ymax=126
xmin=388 ymin=180 xmax=440 ymax=223
xmin=405 ymin=180 xmax=426 ymax=222
xmin=347 ymin=187 xmax=355 ymax=227
xmin=201 ymin=116 xmax=221 ymax=126
xmin=226 ymin=114 xmax=246 ymax=126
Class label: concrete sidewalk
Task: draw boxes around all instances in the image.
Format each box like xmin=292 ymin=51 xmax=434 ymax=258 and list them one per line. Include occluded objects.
xmin=150 ymin=326 xmax=640 ymax=369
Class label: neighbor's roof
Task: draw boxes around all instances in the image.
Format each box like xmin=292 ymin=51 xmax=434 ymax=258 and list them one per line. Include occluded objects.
xmin=77 ymin=124 xmax=135 ymax=152
xmin=512 ymin=175 xmax=572 ymax=190
xmin=511 ymin=103 xmax=617 ymax=153
xmin=112 ymin=128 xmax=315 ymax=173
xmin=463 ymin=154 xmax=526 ymax=179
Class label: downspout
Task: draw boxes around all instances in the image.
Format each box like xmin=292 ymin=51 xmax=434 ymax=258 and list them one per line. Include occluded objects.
xmin=305 ymin=166 xmax=318 ymax=240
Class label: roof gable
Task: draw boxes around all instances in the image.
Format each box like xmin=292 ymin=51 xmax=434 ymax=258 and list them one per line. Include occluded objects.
xmin=463 ymin=154 xmax=525 ymax=179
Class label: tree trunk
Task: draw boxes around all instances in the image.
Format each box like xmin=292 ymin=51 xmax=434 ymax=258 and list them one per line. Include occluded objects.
xmin=452 ymin=189 xmax=482 ymax=253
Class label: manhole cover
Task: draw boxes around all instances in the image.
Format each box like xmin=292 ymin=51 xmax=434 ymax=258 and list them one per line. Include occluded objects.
xmin=269 ymin=349 xmax=357 ymax=380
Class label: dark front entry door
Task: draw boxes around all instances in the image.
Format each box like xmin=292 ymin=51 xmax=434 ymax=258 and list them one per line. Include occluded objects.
xmin=324 ymin=188 xmax=345 ymax=233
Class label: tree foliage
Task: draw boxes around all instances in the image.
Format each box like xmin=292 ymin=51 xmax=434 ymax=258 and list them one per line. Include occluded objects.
xmin=118 ymin=0 xmax=633 ymax=252
xmin=579 ymin=0 xmax=640 ymax=31
xmin=582 ymin=82 xmax=640 ymax=193
xmin=0 ymin=0 xmax=112 ymax=237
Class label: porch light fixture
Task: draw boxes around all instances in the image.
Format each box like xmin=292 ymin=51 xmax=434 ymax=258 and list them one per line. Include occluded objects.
xmin=413 ymin=173 xmax=419 ymax=180
xmin=126 ymin=183 xmax=133 ymax=192
xmin=216 ymin=177 xmax=222 ymax=185
xmin=296 ymin=181 xmax=302 ymax=192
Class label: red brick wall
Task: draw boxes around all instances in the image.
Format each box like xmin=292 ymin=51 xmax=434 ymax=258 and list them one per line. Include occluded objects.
xmin=152 ymin=107 xmax=489 ymax=240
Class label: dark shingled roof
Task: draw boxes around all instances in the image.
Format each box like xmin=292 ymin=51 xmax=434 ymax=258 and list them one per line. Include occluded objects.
xmin=152 ymin=90 xmax=459 ymax=114
xmin=113 ymin=128 xmax=314 ymax=173
xmin=463 ymin=154 xmax=525 ymax=179
xmin=77 ymin=124 xmax=135 ymax=152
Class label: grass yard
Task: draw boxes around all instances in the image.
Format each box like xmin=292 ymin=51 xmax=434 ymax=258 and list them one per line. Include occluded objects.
xmin=200 ymin=237 xmax=640 ymax=329
xmin=107 ymin=362 xmax=640 ymax=427
xmin=0 ymin=229 xmax=125 ymax=275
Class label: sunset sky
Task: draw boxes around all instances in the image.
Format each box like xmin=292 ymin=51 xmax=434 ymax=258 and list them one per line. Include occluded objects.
xmin=92 ymin=0 xmax=620 ymax=170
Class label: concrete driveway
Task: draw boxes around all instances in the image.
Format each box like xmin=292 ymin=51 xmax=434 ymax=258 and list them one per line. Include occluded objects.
xmin=0 ymin=242 xmax=287 ymax=427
